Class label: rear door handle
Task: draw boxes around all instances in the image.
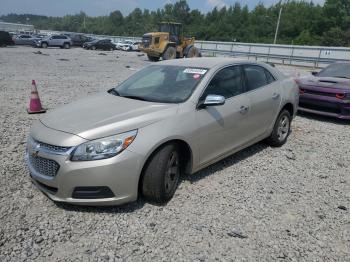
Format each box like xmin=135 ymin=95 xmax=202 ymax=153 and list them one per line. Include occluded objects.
xmin=239 ymin=105 xmax=249 ymax=114
xmin=272 ymin=93 xmax=280 ymax=99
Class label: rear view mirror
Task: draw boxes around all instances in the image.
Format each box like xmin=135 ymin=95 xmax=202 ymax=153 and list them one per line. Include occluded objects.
xmin=198 ymin=95 xmax=225 ymax=108
xmin=311 ymin=71 xmax=318 ymax=76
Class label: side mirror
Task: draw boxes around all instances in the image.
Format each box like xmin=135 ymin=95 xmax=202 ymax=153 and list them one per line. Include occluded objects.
xmin=198 ymin=95 xmax=225 ymax=109
xmin=311 ymin=71 xmax=318 ymax=76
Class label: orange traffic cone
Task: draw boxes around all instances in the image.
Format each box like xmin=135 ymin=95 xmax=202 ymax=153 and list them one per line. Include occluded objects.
xmin=27 ymin=80 xmax=46 ymax=114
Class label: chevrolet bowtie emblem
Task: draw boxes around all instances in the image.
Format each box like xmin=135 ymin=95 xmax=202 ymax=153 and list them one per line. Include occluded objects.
xmin=32 ymin=150 xmax=39 ymax=157
xmin=32 ymin=143 xmax=40 ymax=157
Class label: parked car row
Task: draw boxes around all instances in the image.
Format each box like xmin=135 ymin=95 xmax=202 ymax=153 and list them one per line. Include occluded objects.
xmin=1 ymin=30 xmax=141 ymax=52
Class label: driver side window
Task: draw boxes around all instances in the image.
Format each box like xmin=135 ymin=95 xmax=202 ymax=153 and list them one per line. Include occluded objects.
xmin=202 ymin=66 xmax=244 ymax=99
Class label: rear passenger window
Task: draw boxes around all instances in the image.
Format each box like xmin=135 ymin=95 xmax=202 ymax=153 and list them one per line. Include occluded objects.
xmin=202 ymin=66 xmax=244 ymax=99
xmin=265 ymin=69 xmax=276 ymax=84
xmin=243 ymin=65 xmax=269 ymax=91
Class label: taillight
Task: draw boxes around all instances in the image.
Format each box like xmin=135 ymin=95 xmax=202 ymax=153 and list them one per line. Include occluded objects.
xmin=335 ymin=93 xmax=345 ymax=99
xmin=299 ymin=88 xmax=305 ymax=95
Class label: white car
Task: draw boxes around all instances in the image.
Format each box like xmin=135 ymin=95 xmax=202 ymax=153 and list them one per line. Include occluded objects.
xmin=116 ymin=40 xmax=140 ymax=51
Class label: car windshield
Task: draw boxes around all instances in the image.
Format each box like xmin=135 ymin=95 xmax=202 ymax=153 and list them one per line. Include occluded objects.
xmin=111 ymin=65 xmax=208 ymax=103
xmin=318 ymin=63 xmax=350 ymax=79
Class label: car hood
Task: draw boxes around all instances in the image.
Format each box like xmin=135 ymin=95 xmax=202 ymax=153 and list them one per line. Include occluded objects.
xmin=40 ymin=92 xmax=179 ymax=140
xmin=298 ymin=76 xmax=350 ymax=90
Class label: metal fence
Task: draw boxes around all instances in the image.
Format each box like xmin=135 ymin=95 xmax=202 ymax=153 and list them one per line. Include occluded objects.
xmin=195 ymin=41 xmax=350 ymax=68
xmin=39 ymin=30 xmax=350 ymax=68
xmin=0 ymin=22 xmax=35 ymax=33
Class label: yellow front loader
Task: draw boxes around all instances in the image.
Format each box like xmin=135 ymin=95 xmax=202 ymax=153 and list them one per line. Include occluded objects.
xmin=139 ymin=22 xmax=200 ymax=61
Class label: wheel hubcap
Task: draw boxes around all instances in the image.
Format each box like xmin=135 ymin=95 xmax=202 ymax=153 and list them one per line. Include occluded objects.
xmin=277 ymin=115 xmax=290 ymax=141
xmin=164 ymin=152 xmax=180 ymax=194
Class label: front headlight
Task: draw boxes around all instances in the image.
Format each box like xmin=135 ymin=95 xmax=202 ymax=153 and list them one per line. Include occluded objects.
xmin=71 ymin=130 xmax=137 ymax=161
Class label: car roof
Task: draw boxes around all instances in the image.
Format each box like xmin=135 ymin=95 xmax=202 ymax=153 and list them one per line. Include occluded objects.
xmin=158 ymin=57 xmax=262 ymax=69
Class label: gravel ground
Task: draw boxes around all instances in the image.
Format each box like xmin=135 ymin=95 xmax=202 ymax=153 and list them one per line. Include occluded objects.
xmin=0 ymin=46 xmax=349 ymax=261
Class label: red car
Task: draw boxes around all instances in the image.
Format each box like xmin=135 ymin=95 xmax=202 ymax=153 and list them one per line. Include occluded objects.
xmin=297 ymin=63 xmax=350 ymax=119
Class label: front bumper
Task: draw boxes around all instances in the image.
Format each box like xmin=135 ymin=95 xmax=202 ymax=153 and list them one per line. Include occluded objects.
xmin=25 ymin=143 xmax=144 ymax=206
xmin=299 ymin=94 xmax=350 ymax=119
xmin=139 ymin=47 xmax=161 ymax=57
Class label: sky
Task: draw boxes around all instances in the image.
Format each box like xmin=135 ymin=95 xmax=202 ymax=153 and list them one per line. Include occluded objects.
xmin=0 ymin=0 xmax=325 ymax=17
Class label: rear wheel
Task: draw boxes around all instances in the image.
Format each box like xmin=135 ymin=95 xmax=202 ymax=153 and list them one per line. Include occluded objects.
xmin=162 ymin=46 xmax=176 ymax=60
xmin=186 ymin=46 xmax=200 ymax=58
xmin=91 ymin=45 xmax=96 ymax=50
xmin=147 ymin=55 xmax=160 ymax=62
xmin=109 ymin=47 xmax=114 ymax=51
xmin=266 ymin=110 xmax=291 ymax=147
xmin=41 ymin=42 xmax=48 ymax=48
xmin=63 ymin=43 xmax=70 ymax=49
xmin=141 ymin=144 xmax=181 ymax=204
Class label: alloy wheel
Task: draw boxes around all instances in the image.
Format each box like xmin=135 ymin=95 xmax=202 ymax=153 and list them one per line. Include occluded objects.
xmin=164 ymin=151 xmax=180 ymax=194
xmin=277 ymin=115 xmax=290 ymax=141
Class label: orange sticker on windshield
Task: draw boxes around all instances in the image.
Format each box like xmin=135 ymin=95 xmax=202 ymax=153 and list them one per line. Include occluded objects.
xmin=193 ymin=74 xmax=201 ymax=79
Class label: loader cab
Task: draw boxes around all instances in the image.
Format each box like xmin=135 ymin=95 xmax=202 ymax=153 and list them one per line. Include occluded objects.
xmin=159 ymin=22 xmax=182 ymax=45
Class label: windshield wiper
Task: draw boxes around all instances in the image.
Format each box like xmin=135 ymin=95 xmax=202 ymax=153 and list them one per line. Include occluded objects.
xmin=108 ymin=89 xmax=120 ymax=96
xmin=121 ymin=95 xmax=148 ymax=101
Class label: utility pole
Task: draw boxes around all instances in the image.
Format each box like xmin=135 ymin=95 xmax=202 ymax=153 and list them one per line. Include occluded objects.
xmin=273 ymin=1 xmax=283 ymax=45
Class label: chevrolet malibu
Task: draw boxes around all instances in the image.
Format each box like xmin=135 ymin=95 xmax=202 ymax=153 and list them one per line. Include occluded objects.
xmin=26 ymin=58 xmax=299 ymax=206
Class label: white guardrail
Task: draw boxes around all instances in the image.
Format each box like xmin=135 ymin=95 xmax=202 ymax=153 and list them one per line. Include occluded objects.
xmin=40 ymin=30 xmax=350 ymax=68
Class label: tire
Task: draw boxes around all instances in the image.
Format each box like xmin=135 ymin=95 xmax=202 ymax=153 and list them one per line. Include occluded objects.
xmin=63 ymin=43 xmax=70 ymax=49
xmin=41 ymin=42 xmax=48 ymax=48
xmin=147 ymin=55 xmax=160 ymax=62
xmin=141 ymin=144 xmax=182 ymax=204
xmin=266 ymin=110 xmax=291 ymax=147
xmin=109 ymin=47 xmax=114 ymax=51
xmin=162 ymin=46 xmax=176 ymax=60
xmin=91 ymin=46 xmax=96 ymax=50
xmin=186 ymin=47 xmax=200 ymax=58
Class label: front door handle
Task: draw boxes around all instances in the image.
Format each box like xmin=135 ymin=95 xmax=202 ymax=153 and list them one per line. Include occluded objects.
xmin=239 ymin=105 xmax=249 ymax=114
xmin=272 ymin=93 xmax=280 ymax=99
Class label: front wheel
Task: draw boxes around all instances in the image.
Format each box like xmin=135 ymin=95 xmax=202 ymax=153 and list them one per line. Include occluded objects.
xmin=147 ymin=55 xmax=160 ymax=62
xmin=186 ymin=47 xmax=200 ymax=58
xmin=141 ymin=144 xmax=181 ymax=204
xmin=91 ymin=45 xmax=96 ymax=50
xmin=41 ymin=42 xmax=48 ymax=48
xmin=266 ymin=110 xmax=291 ymax=147
xmin=162 ymin=46 xmax=176 ymax=60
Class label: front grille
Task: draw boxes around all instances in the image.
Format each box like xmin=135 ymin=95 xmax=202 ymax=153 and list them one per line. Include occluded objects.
xmin=303 ymin=89 xmax=335 ymax=97
xmin=29 ymin=155 xmax=60 ymax=177
xmin=35 ymin=140 xmax=71 ymax=154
